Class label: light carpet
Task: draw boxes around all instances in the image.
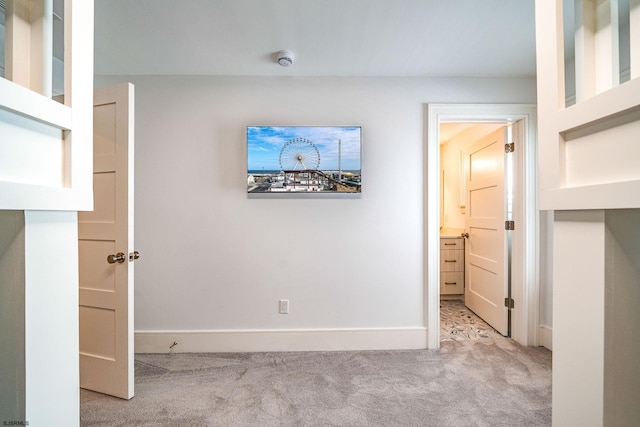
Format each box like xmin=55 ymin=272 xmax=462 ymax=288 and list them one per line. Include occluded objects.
xmin=80 ymin=337 xmax=551 ymax=426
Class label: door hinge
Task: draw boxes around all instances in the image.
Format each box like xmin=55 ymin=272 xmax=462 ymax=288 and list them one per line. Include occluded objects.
xmin=505 ymin=220 xmax=515 ymax=230
xmin=505 ymin=297 xmax=515 ymax=309
xmin=505 ymin=142 xmax=515 ymax=153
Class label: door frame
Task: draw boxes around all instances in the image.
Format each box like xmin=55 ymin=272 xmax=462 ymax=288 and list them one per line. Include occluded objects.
xmin=425 ymin=104 xmax=538 ymax=349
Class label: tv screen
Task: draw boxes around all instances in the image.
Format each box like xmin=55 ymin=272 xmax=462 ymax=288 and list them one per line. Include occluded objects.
xmin=247 ymin=126 xmax=361 ymax=193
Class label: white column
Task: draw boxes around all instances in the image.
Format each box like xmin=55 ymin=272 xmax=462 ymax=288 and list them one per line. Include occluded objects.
xmin=553 ymin=210 xmax=605 ymax=426
xmin=24 ymin=211 xmax=79 ymax=427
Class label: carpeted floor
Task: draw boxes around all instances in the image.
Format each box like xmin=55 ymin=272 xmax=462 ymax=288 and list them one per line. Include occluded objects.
xmin=80 ymin=336 xmax=551 ymax=426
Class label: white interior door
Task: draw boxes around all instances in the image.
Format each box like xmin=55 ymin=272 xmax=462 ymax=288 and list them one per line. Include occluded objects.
xmin=464 ymin=126 xmax=509 ymax=336
xmin=78 ymin=83 xmax=135 ymax=399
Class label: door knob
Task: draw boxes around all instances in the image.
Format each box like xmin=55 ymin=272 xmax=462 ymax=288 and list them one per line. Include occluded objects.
xmin=129 ymin=251 xmax=140 ymax=262
xmin=461 ymin=232 xmax=469 ymax=238
xmin=107 ymin=252 xmax=126 ymax=264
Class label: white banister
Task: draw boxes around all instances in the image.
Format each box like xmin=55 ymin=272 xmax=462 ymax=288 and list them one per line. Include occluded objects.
xmin=0 ymin=0 xmax=93 ymax=211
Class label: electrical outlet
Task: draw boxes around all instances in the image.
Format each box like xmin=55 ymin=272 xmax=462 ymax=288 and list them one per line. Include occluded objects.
xmin=279 ymin=299 xmax=289 ymax=314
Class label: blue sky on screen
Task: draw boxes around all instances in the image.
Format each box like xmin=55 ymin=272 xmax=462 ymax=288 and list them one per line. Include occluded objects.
xmin=247 ymin=126 xmax=361 ymax=171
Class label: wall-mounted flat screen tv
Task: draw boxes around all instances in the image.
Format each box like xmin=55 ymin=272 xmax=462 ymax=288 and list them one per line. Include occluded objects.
xmin=247 ymin=126 xmax=361 ymax=194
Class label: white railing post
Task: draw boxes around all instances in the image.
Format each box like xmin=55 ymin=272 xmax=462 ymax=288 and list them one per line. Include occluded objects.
xmin=5 ymin=0 xmax=53 ymax=96
xmin=575 ymin=0 xmax=621 ymax=100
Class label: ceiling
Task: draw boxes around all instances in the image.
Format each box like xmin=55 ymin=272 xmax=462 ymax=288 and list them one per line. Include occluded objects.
xmin=94 ymin=0 xmax=536 ymax=77
xmin=439 ymin=123 xmax=477 ymax=144
xmin=439 ymin=123 xmax=504 ymax=144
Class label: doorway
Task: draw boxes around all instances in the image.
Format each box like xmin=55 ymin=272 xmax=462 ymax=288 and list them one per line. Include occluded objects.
xmin=439 ymin=122 xmax=510 ymax=340
xmin=425 ymin=104 xmax=538 ymax=350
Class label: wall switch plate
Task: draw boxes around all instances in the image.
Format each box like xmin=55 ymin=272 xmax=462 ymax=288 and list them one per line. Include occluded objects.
xmin=279 ymin=299 xmax=289 ymax=314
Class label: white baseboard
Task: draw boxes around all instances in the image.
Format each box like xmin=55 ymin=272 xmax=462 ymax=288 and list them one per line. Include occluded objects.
xmin=539 ymin=325 xmax=552 ymax=351
xmin=135 ymin=327 xmax=428 ymax=353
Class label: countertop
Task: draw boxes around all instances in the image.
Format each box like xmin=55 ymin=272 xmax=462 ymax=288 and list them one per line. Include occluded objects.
xmin=440 ymin=227 xmax=464 ymax=238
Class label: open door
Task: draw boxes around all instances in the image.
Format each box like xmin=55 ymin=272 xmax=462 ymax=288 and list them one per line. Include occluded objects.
xmin=78 ymin=83 xmax=136 ymax=399
xmin=463 ymin=126 xmax=509 ymax=336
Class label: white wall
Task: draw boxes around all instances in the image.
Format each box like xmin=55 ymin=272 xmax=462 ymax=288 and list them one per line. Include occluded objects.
xmin=95 ymin=75 xmax=536 ymax=351
xmin=604 ymin=209 xmax=640 ymax=426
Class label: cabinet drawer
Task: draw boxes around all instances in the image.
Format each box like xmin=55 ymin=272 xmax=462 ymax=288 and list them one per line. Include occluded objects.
xmin=440 ymin=272 xmax=464 ymax=294
xmin=440 ymin=249 xmax=464 ymax=272
xmin=440 ymin=238 xmax=463 ymax=250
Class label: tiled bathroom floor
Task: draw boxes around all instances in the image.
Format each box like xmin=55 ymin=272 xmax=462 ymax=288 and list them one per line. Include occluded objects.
xmin=440 ymin=299 xmax=503 ymax=341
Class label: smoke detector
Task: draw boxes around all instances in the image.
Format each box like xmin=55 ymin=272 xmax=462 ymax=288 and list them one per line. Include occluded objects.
xmin=276 ymin=50 xmax=295 ymax=67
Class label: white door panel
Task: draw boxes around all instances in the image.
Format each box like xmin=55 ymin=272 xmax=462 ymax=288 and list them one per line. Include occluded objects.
xmin=78 ymin=83 xmax=135 ymax=399
xmin=464 ymin=126 xmax=509 ymax=336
